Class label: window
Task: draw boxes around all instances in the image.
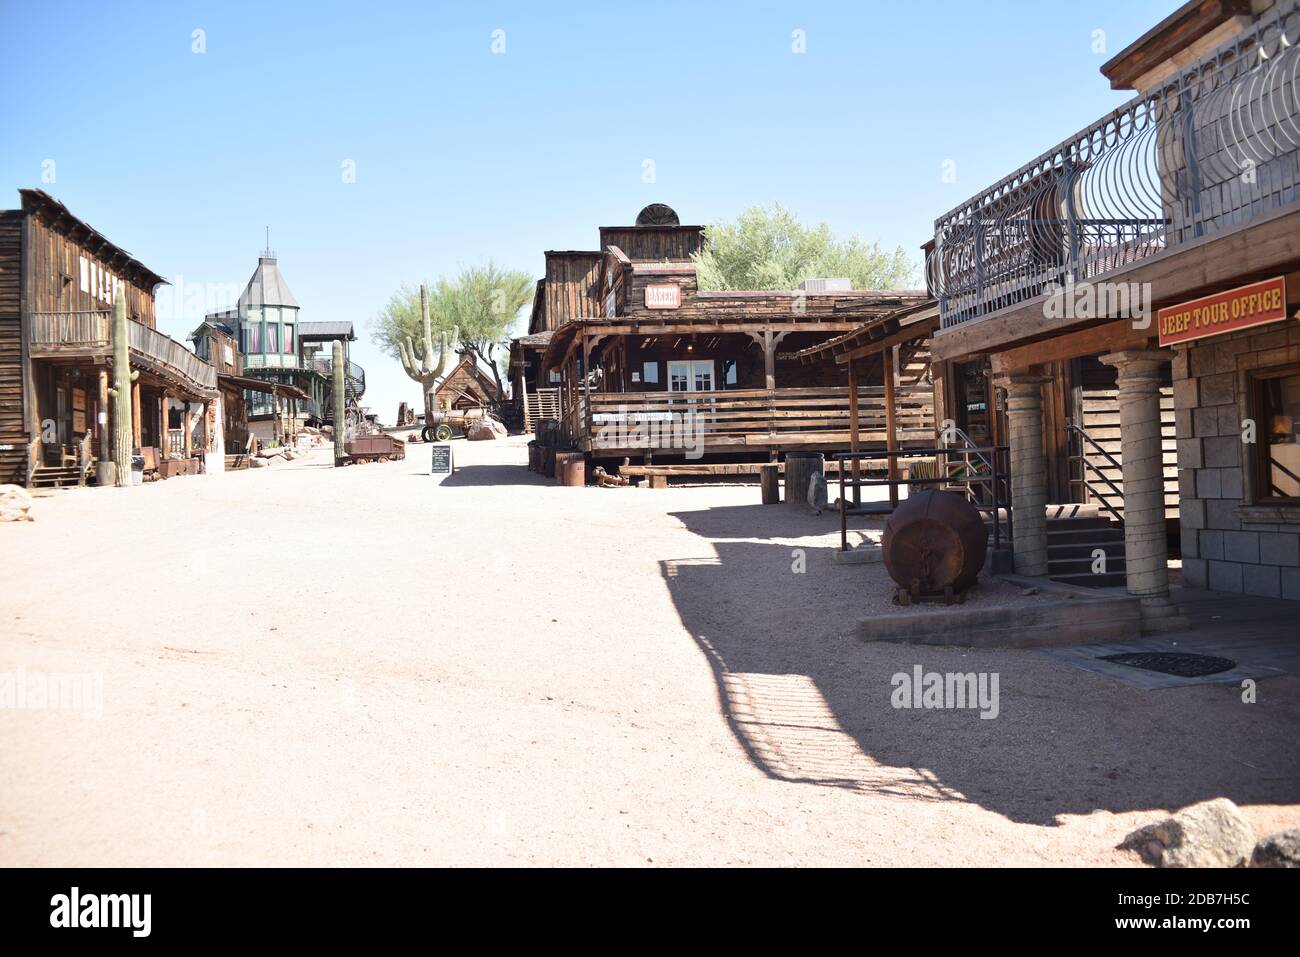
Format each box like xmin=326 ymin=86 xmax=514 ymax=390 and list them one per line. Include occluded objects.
xmin=284 ymin=324 xmax=294 ymax=354
xmin=723 ymin=359 xmax=738 ymax=387
xmin=1255 ymin=367 xmax=1300 ymax=501
xmin=642 ymin=361 xmax=659 ymax=384
xmin=548 ymin=370 xmax=561 ymax=384
xmin=244 ymin=323 xmax=261 ymax=354
xmin=265 ymin=323 xmax=279 ymax=353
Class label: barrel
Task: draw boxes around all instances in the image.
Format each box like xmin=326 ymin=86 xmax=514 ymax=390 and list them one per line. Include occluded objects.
xmin=783 ymin=452 xmax=824 ymax=509
xmin=882 ymin=489 xmax=988 ymax=595
xmin=542 ymin=446 xmax=555 ymax=478
xmin=527 ymin=441 xmax=539 ymax=472
xmin=556 ymin=452 xmax=586 ymax=487
xmin=759 ymin=463 xmax=781 ymax=504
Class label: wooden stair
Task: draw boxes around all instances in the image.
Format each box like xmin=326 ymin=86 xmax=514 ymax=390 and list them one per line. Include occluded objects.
xmin=29 ymin=465 xmax=85 ymax=489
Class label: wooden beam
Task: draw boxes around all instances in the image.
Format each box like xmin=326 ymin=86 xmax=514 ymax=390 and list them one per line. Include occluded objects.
xmin=848 ymin=357 xmax=861 ymax=506
xmin=989 ymin=319 xmax=1154 ymax=374
xmin=884 ymin=343 xmax=899 ymax=508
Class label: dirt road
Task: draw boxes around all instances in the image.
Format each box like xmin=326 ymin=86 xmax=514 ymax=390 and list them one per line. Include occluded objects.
xmin=2 ymin=436 xmax=1297 ymax=866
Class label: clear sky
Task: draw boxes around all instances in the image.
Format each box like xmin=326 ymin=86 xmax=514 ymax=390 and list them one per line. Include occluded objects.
xmin=0 ymin=0 xmax=1179 ymax=421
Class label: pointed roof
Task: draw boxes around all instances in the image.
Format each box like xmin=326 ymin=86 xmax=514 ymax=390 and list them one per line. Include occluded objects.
xmin=237 ymin=254 xmax=298 ymax=310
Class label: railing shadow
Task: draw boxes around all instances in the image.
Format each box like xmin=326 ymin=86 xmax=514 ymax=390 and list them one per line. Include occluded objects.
xmin=663 ymin=503 xmax=1300 ymax=825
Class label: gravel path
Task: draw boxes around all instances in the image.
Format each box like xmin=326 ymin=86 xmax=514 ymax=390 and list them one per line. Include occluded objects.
xmin=2 ymin=436 xmax=1297 ymax=866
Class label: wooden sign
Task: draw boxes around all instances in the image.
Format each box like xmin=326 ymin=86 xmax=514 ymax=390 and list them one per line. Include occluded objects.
xmin=644 ymin=284 xmax=681 ymax=309
xmin=430 ymin=443 xmax=453 ymax=476
xmin=1158 ymin=276 xmax=1288 ymax=347
xmin=72 ymin=387 xmax=87 ymax=433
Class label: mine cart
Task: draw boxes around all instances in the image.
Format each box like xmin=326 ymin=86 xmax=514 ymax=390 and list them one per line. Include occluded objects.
xmin=342 ymin=434 xmax=406 ymax=464
xmin=420 ymin=408 xmax=484 ymax=442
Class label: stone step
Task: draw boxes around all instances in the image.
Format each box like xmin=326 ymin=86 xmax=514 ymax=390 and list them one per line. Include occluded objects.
xmin=1048 ymin=540 xmax=1126 ymax=558
xmin=1048 ymin=556 xmax=1128 ymax=575
xmin=1048 ymin=571 xmax=1128 ymax=588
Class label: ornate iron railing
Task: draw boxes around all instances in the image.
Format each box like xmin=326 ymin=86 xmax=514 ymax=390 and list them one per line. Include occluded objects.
xmin=929 ymin=1 xmax=1300 ymax=328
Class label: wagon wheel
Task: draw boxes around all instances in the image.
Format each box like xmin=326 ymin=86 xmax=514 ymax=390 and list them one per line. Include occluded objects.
xmin=421 ymin=425 xmax=436 ymax=442
xmin=379 ymin=455 xmax=390 ymax=463
xmin=434 ymin=424 xmax=453 ymax=442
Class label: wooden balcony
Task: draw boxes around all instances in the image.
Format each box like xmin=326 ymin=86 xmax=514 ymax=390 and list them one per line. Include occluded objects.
xmin=28 ymin=311 xmax=217 ymax=397
xmin=563 ymin=386 xmax=935 ymax=457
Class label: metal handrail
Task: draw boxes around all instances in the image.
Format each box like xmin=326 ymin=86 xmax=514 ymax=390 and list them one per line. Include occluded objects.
xmin=1065 ymin=422 xmax=1126 ymax=525
xmin=928 ymin=1 xmax=1300 ymax=328
xmin=833 ymin=445 xmax=1012 ymax=554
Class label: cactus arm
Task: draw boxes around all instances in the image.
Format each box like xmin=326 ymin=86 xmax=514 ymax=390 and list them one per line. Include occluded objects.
xmin=399 ymin=337 xmax=419 ymax=380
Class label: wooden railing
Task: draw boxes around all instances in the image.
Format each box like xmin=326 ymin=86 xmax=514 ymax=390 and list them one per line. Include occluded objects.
xmin=28 ymin=311 xmax=216 ymax=393
xmin=574 ymin=385 xmax=934 ymax=450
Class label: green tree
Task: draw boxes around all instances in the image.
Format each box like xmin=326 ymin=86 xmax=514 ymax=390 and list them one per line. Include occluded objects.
xmin=693 ymin=202 xmax=918 ymax=291
xmin=371 ymin=262 xmax=534 ymax=409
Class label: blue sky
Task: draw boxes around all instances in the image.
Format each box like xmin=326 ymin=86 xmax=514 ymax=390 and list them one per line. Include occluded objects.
xmin=0 ymin=0 xmax=1178 ymax=419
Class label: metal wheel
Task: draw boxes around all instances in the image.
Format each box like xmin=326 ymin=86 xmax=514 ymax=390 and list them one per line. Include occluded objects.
xmin=434 ymin=424 xmax=453 ymax=442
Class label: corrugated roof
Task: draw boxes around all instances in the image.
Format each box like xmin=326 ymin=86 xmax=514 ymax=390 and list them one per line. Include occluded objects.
xmin=237 ymin=256 xmax=299 ymax=309
xmin=298 ymin=321 xmax=356 ymax=340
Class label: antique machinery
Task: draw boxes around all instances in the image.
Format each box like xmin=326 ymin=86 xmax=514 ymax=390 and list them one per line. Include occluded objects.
xmin=882 ymin=489 xmax=988 ymax=604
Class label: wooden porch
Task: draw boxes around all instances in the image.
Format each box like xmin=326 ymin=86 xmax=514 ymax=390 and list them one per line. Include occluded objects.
xmin=563 ymin=384 xmax=935 ymax=457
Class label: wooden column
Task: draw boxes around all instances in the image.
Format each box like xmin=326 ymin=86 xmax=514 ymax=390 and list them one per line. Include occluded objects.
xmin=582 ymin=333 xmax=592 ymax=436
xmin=884 ymin=344 xmax=899 ymax=508
xmin=762 ymin=330 xmax=777 ymax=391
xmin=97 ymin=369 xmax=110 ymax=465
xmin=182 ymin=404 xmax=192 ymax=458
xmin=133 ymin=383 xmax=143 ymax=450
xmin=847 ymin=356 xmax=861 ymax=506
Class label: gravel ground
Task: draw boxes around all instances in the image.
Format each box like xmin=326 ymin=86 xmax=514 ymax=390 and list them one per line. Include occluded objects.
xmin=1 ymin=435 xmax=1298 ymax=866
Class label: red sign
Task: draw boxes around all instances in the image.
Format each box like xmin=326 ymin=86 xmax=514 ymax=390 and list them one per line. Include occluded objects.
xmin=1158 ymin=276 xmax=1288 ymax=347
xmin=644 ymin=284 xmax=681 ymax=309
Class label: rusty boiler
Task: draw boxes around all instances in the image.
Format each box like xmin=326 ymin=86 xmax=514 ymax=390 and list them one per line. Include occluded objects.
xmin=882 ymin=489 xmax=988 ymax=601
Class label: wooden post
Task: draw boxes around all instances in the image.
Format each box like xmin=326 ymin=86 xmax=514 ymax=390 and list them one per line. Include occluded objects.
xmin=96 ymin=368 xmax=110 ymax=466
xmin=884 ymin=344 xmax=899 ymax=508
xmin=182 ymin=404 xmax=192 ymax=458
xmin=762 ymin=330 xmax=776 ymax=391
xmin=848 ymin=356 xmax=861 ymax=506
xmin=582 ymin=333 xmax=592 ymax=438
xmin=760 ymin=463 xmax=780 ymax=504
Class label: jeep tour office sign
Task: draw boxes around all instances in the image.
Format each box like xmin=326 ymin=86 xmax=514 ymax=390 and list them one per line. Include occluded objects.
xmin=1157 ymin=276 xmax=1288 ymax=347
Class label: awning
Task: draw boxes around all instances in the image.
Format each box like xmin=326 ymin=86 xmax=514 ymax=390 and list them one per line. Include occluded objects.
xmin=218 ymin=374 xmax=310 ymax=400
xmin=794 ymin=300 xmax=940 ymax=365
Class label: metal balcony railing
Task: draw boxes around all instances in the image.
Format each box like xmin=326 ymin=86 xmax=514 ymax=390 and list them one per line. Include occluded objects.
xmin=928 ymin=1 xmax=1300 ymax=329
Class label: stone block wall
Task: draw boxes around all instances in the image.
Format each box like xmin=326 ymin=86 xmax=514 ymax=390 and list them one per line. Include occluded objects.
xmin=1173 ymin=322 xmax=1300 ymax=601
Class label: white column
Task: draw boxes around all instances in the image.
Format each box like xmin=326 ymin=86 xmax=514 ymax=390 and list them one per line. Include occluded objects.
xmin=1005 ymin=375 xmax=1051 ymax=576
xmin=1100 ymin=350 xmax=1181 ymax=627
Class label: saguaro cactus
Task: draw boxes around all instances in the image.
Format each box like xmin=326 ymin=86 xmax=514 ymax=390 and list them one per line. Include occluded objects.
xmin=332 ymin=339 xmax=346 ymax=465
xmin=398 ymin=283 xmax=457 ymax=421
xmin=106 ymin=294 xmax=138 ymax=487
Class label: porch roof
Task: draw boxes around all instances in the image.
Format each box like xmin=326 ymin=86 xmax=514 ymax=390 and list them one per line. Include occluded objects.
xmin=218 ymin=373 xmax=310 ymax=400
xmin=794 ymin=299 xmax=939 ymax=365
xmin=540 ymin=291 xmax=931 ymax=370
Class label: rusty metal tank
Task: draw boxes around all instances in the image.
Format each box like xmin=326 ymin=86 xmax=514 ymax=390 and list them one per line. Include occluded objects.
xmin=882 ymin=489 xmax=988 ymax=596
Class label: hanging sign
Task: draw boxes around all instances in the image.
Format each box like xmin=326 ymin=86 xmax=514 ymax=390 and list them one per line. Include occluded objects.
xmin=1157 ymin=276 xmax=1288 ymax=347
xmin=644 ymin=284 xmax=681 ymax=309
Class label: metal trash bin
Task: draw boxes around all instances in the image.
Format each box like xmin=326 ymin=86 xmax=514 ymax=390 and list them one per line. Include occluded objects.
xmin=130 ymin=455 xmax=144 ymax=486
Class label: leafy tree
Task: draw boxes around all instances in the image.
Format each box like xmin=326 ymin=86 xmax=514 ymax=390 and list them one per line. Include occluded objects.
xmin=693 ymin=202 xmax=918 ymax=291
xmin=372 ymin=262 xmax=534 ymax=410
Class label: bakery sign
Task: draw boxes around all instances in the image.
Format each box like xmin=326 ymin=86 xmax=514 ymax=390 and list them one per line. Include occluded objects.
xmin=644 ymin=284 xmax=681 ymax=309
xmin=1157 ymin=276 xmax=1288 ymax=347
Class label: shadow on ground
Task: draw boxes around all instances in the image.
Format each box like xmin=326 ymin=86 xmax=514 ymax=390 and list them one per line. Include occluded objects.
xmin=665 ymin=502 xmax=1300 ymax=826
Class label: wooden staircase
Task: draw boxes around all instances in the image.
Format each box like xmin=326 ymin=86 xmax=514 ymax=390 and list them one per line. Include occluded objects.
xmin=29 ymin=464 xmax=87 ymax=489
xmin=1047 ymin=509 xmax=1127 ymax=588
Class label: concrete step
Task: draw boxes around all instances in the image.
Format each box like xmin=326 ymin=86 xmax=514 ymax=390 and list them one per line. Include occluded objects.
xmin=1049 ymin=571 xmax=1128 ymax=588
xmin=1049 ymin=557 xmax=1127 ymax=575
xmin=1047 ymin=527 xmax=1125 ymax=545
xmin=1048 ymin=540 xmax=1126 ymax=559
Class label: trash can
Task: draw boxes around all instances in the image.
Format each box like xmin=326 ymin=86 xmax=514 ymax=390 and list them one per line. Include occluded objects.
xmin=130 ymin=455 xmax=144 ymax=486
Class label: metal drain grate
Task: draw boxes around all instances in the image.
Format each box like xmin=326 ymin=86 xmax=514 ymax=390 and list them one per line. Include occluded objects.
xmin=1098 ymin=651 xmax=1237 ymax=677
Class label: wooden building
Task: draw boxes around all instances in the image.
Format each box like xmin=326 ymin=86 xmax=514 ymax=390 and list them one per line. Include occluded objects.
xmin=0 ymin=189 xmax=217 ymax=487
xmin=925 ymin=0 xmax=1300 ymax=614
xmin=434 ymin=355 xmax=501 ymax=413
xmin=523 ymin=205 xmax=934 ymax=468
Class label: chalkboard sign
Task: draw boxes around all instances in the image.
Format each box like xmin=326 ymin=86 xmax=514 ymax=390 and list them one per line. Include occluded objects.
xmin=430 ymin=443 xmax=453 ymax=476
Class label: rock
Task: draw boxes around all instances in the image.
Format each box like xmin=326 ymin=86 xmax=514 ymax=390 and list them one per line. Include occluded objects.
xmin=467 ymin=418 xmax=507 ymax=441
xmin=1120 ymin=797 xmax=1255 ymax=867
xmin=0 ymin=484 xmax=34 ymax=522
xmin=1251 ymin=829 xmax=1300 ymax=868
xmin=807 ymin=473 xmax=828 ymax=515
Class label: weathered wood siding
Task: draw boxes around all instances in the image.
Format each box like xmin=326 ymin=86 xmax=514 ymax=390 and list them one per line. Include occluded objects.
xmin=0 ymin=211 xmax=24 ymax=484
xmin=24 ymin=212 xmax=158 ymax=325
xmin=542 ymin=252 xmax=602 ymax=330
xmin=599 ymin=225 xmax=705 ymax=262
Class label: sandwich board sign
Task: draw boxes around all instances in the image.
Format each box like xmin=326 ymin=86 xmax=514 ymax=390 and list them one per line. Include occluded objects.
xmin=430 ymin=443 xmax=453 ymax=480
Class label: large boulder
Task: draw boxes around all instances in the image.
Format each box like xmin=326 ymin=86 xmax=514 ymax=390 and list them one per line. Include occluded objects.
xmin=1120 ymin=798 xmax=1255 ymax=867
xmin=467 ymin=418 xmax=507 ymax=441
xmin=1251 ymin=829 xmax=1300 ymax=868
xmin=0 ymin=484 xmax=34 ymax=522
